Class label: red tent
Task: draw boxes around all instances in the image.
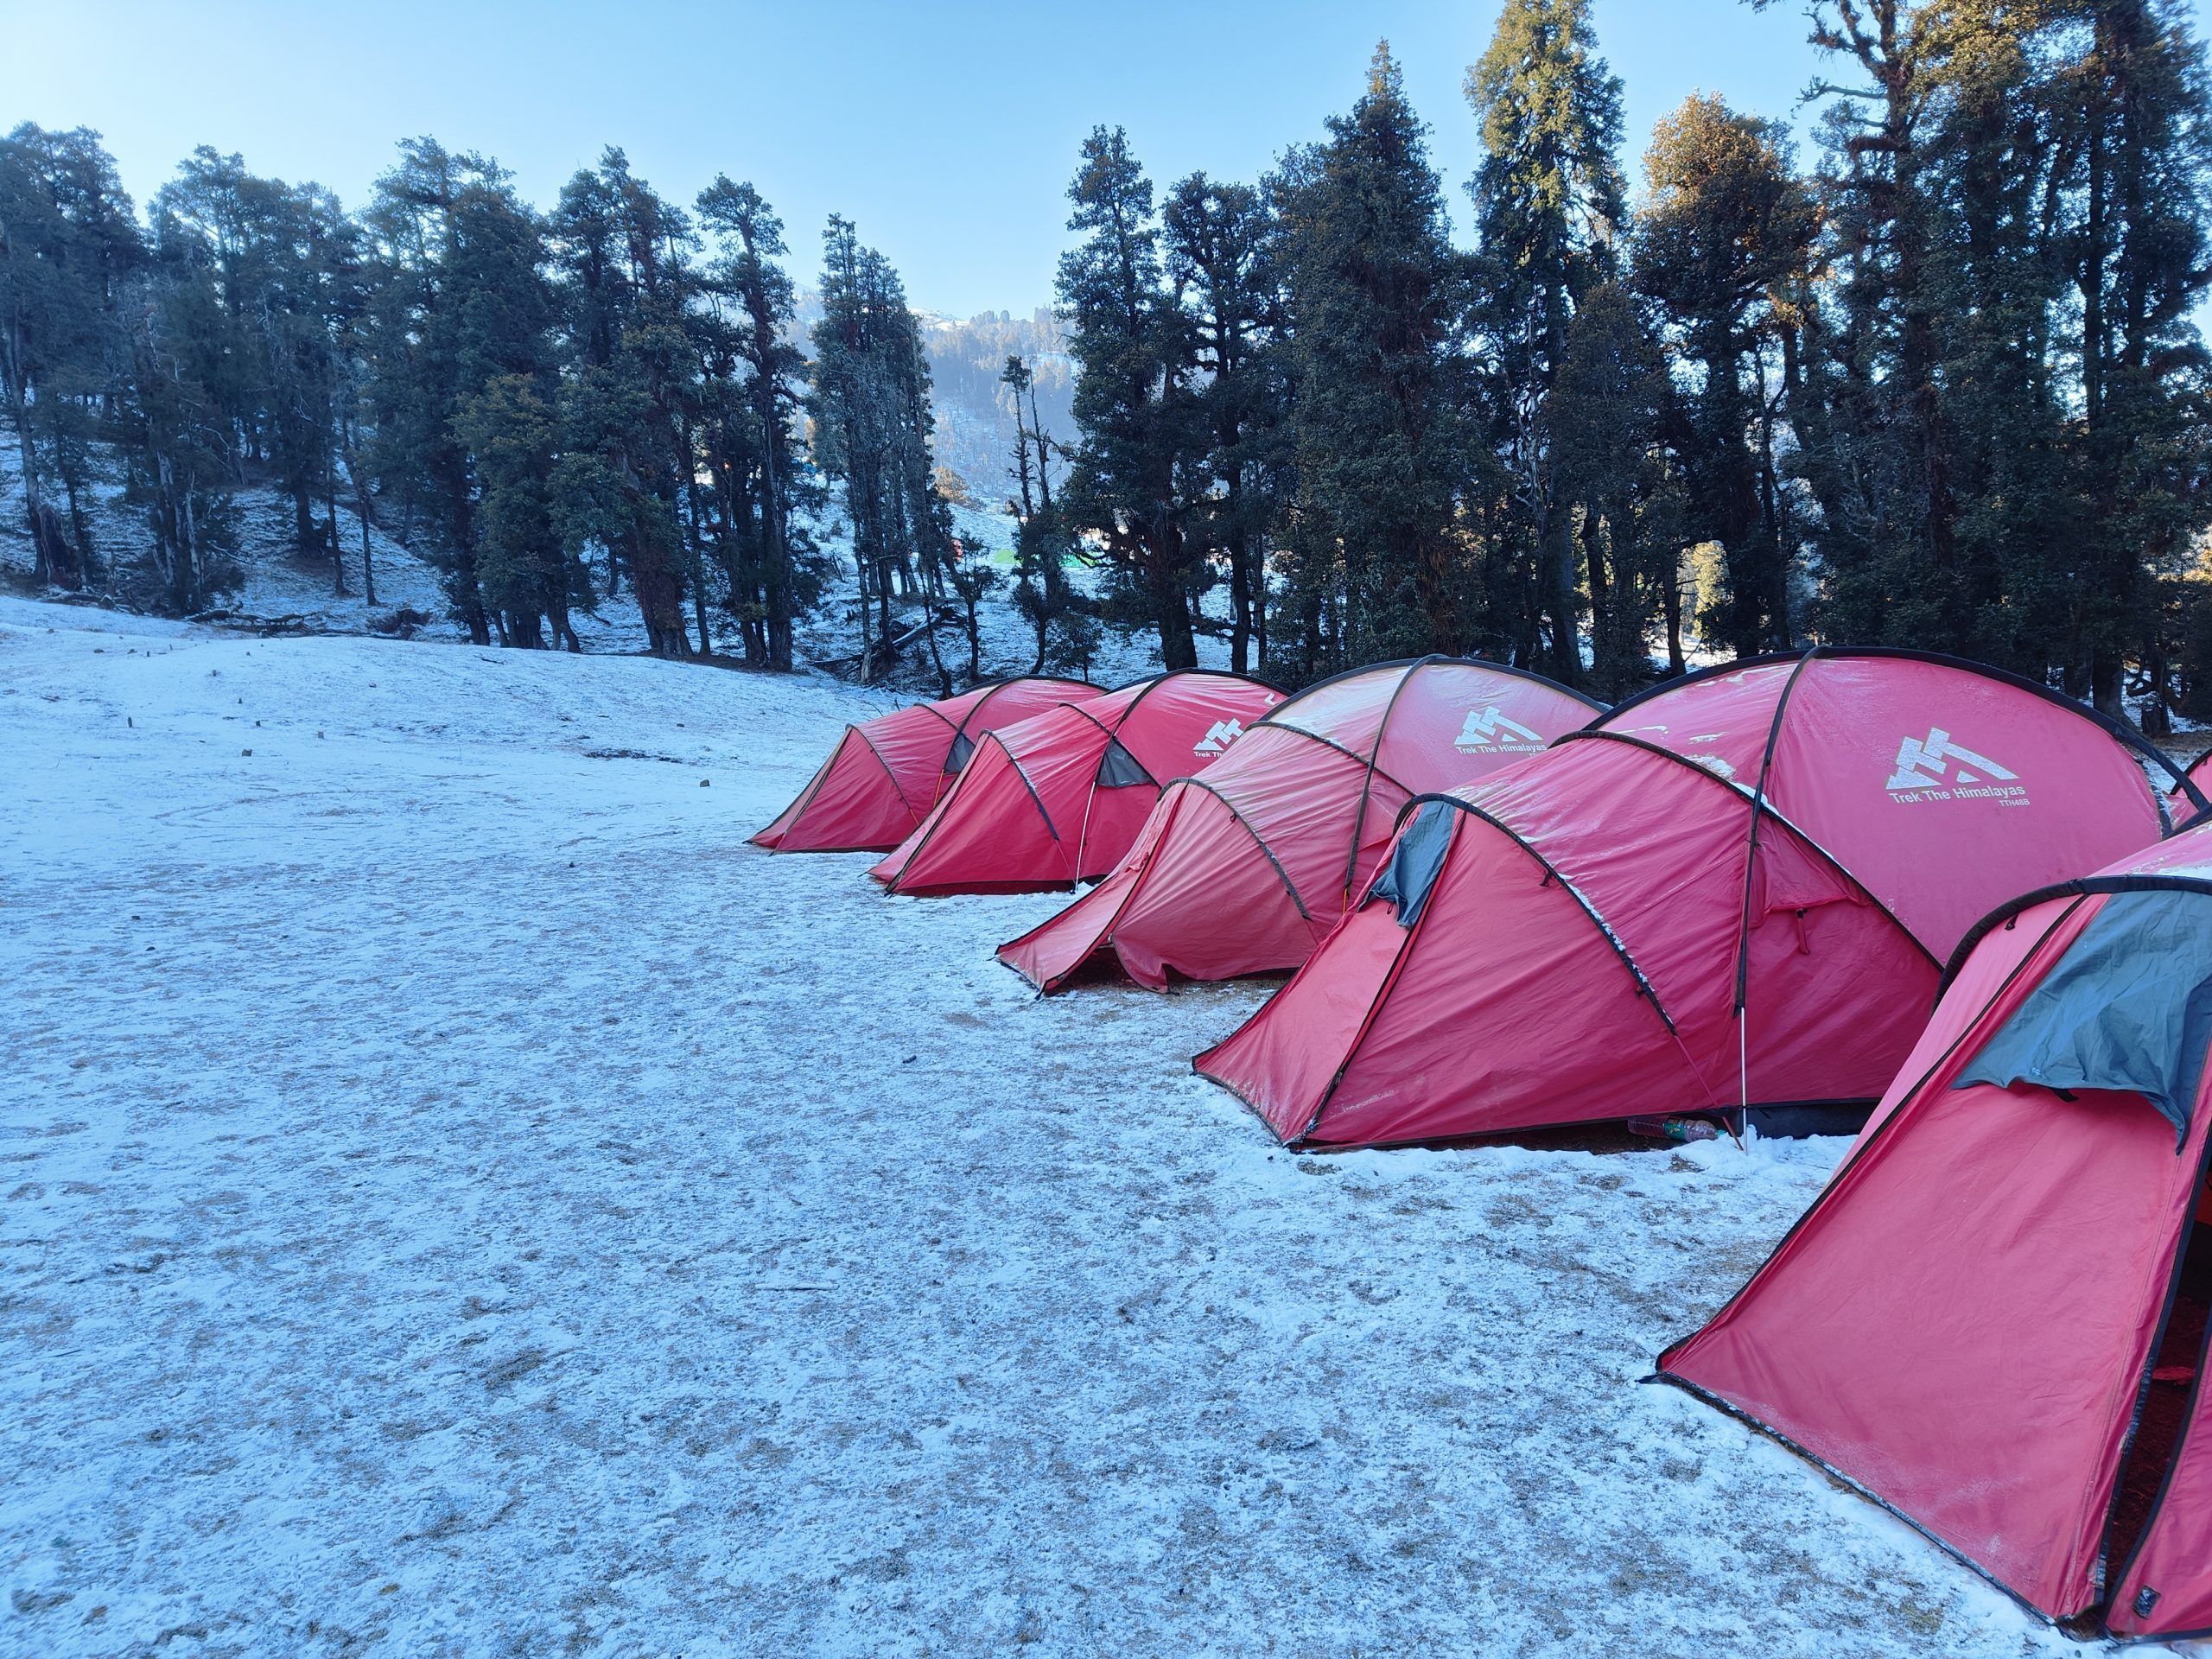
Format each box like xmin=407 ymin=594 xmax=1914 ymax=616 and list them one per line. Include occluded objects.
xmin=1197 ymin=648 xmax=2190 ymax=1148
xmin=869 ymin=671 xmax=1284 ymax=896
xmin=1657 ymin=829 xmax=2212 ymax=1642
xmin=997 ymin=657 xmax=1602 ymax=993
xmin=2172 ymin=749 xmax=2212 ymax=828
xmin=751 ymin=677 xmax=1093 ymax=853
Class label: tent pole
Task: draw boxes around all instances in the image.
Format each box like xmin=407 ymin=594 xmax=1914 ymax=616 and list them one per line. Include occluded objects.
xmin=1739 ymin=1012 xmax=1749 ymax=1116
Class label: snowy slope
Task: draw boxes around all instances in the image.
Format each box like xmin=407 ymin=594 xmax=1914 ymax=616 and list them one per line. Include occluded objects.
xmin=2 ymin=419 xmax=1223 ymax=690
xmin=0 ymin=597 xmax=2079 ymax=1657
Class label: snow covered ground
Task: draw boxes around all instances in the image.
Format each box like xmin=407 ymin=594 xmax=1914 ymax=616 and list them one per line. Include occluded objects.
xmin=2 ymin=595 xmax=2085 ymax=1657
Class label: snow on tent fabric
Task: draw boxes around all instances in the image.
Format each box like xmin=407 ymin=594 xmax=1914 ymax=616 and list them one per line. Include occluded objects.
xmin=1195 ymin=647 xmax=2191 ymax=1149
xmin=1656 ymin=829 xmax=2212 ymax=1642
xmin=868 ymin=671 xmax=1284 ymax=896
xmin=995 ymin=658 xmax=1601 ymax=993
xmin=751 ymin=677 xmax=1095 ymax=853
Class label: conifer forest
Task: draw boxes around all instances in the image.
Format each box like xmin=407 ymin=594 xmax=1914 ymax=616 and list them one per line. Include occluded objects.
xmin=6 ymin=0 xmax=2212 ymax=722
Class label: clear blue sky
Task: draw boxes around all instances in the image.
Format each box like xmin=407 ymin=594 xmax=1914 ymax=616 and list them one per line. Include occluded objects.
xmin=3 ymin=2 xmax=2200 ymax=316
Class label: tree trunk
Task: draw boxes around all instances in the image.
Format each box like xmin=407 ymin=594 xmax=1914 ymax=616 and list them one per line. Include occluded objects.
xmin=2 ymin=321 xmax=64 ymax=587
xmin=921 ymin=598 xmax=952 ymax=698
xmin=62 ymin=467 xmax=94 ymax=589
xmin=1539 ymin=504 xmax=1580 ymax=686
xmin=1150 ymin=526 xmax=1198 ymax=671
xmin=361 ymin=497 xmax=376 ymax=609
xmin=632 ymin=538 xmax=692 ymax=658
xmin=853 ymin=538 xmax=875 ymax=682
xmin=327 ymin=459 xmax=346 ymax=598
xmin=2092 ymin=646 xmax=2126 ymax=721
xmin=1227 ymin=518 xmax=1253 ymax=676
xmin=1662 ymin=552 xmax=1686 ymax=677
xmin=1583 ymin=510 xmax=1615 ymax=693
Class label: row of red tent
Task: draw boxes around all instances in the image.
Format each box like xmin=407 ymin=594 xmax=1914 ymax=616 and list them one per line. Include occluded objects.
xmin=753 ymin=656 xmax=2212 ymax=1641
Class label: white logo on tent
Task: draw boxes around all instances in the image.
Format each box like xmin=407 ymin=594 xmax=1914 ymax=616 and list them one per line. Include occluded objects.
xmin=1886 ymin=728 xmax=2028 ymax=802
xmin=1453 ymin=706 xmax=1546 ymax=753
xmin=1195 ymin=718 xmax=1246 ymax=756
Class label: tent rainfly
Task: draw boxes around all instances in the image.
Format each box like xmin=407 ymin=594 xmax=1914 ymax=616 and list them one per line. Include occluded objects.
xmin=751 ymin=677 xmax=1094 ymax=853
xmin=869 ymin=671 xmax=1285 ymax=896
xmin=1656 ymin=827 xmax=2212 ymax=1643
xmin=998 ymin=657 xmax=1602 ymax=993
xmin=1196 ymin=647 xmax=2199 ymax=1148
xmin=2173 ymin=749 xmax=2212 ymax=830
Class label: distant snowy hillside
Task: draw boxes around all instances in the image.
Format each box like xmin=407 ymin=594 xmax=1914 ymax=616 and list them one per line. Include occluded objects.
xmin=791 ymin=296 xmax=1074 ymax=502
xmin=916 ymin=308 xmax=1074 ymax=496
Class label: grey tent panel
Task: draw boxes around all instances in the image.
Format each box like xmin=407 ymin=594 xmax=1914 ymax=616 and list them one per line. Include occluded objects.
xmin=1955 ymin=889 xmax=2212 ymax=1147
xmin=1095 ymin=740 xmax=1153 ymax=789
xmin=1367 ymin=800 xmax=1457 ymax=930
xmin=947 ymin=733 xmax=976 ymax=772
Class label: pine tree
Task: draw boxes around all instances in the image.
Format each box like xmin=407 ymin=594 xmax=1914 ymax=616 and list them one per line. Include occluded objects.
xmin=547 ymin=149 xmax=698 ymax=658
xmin=1916 ymin=3 xmax=2081 ymax=681
xmin=1466 ymin=0 xmax=1629 ymax=684
xmin=2058 ymin=0 xmax=2212 ymax=717
xmin=1056 ymin=127 xmax=1206 ymax=670
xmin=1271 ymin=45 xmax=1471 ymax=677
xmin=1163 ymin=172 xmax=1285 ymax=674
xmin=1768 ymin=0 xmax=2212 ymax=712
xmin=453 ymin=373 xmax=578 ymax=647
xmin=0 ymin=124 xmax=141 ymax=588
xmin=696 ymin=176 xmax=820 ymax=670
xmin=810 ymin=217 xmax=957 ymax=682
xmin=359 ymin=139 xmax=544 ymax=643
xmin=147 ymin=152 xmax=363 ymax=587
xmin=1548 ymin=283 xmax=1682 ymax=692
xmin=122 ymin=207 xmax=241 ymax=613
xmin=1631 ymin=94 xmax=1816 ymax=655
xmin=1764 ymin=1 xmax=1966 ymax=655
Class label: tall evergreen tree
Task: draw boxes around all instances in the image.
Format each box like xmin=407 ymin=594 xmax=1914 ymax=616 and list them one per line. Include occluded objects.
xmin=1769 ymin=0 xmax=2212 ymax=715
xmin=361 ymin=139 xmax=551 ymax=643
xmin=150 ymin=151 xmax=365 ymax=583
xmin=453 ymin=372 xmax=579 ymax=647
xmin=1466 ymin=0 xmax=1629 ymax=684
xmin=124 ymin=198 xmax=244 ymax=613
xmin=1631 ymin=94 xmax=1816 ymax=655
xmin=1271 ymin=45 xmax=1470 ymax=677
xmin=547 ymin=149 xmax=698 ymax=658
xmin=1764 ymin=0 xmax=1969 ymax=658
xmin=1056 ymin=127 xmax=1206 ymax=670
xmin=1163 ymin=172 xmax=1284 ymax=674
xmin=0 ymin=124 xmax=141 ymax=588
xmin=1548 ymin=283 xmax=1684 ymax=691
xmin=2058 ymin=0 xmax=2212 ymax=719
xmin=696 ymin=176 xmax=820 ymax=670
xmin=810 ymin=216 xmax=955 ymax=681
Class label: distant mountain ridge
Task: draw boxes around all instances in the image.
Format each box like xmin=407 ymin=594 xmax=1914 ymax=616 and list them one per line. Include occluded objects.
xmin=793 ymin=297 xmax=1074 ymax=506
